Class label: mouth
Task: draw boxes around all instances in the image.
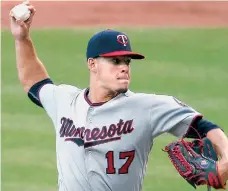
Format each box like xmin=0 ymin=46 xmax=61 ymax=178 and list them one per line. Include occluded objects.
xmin=117 ymin=78 xmax=129 ymax=82
xmin=117 ymin=76 xmax=129 ymax=80
xmin=117 ymin=78 xmax=129 ymax=84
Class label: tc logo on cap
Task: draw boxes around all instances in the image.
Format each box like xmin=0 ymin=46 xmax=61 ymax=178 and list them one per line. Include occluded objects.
xmin=117 ymin=34 xmax=128 ymax=46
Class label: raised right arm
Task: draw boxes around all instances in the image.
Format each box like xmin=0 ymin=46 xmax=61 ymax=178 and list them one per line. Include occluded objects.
xmin=10 ymin=2 xmax=49 ymax=93
xmin=15 ymin=37 xmax=49 ymax=93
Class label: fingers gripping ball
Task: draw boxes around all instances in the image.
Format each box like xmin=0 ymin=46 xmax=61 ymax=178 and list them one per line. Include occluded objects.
xmin=163 ymin=138 xmax=226 ymax=190
xmin=11 ymin=4 xmax=31 ymax=21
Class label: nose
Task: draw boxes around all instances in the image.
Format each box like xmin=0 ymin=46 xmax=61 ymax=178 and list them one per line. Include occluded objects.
xmin=120 ymin=64 xmax=129 ymax=73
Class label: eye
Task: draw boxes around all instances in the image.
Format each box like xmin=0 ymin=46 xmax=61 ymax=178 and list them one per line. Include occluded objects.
xmin=125 ymin=58 xmax=131 ymax=65
xmin=112 ymin=58 xmax=121 ymax=65
xmin=110 ymin=57 xmax=131 ymax=65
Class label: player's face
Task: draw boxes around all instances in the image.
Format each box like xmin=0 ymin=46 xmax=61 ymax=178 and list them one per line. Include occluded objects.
xmin=95 ymin=56 xmax=131 ymax=93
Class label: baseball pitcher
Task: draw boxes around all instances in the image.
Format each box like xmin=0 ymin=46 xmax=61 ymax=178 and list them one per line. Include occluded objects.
xmin=9 ymin=2 xmax=228 ymax=191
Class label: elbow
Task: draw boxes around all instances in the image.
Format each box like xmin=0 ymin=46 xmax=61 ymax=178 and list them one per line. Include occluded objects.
xmin=18 ymin=75 xmax=32 ymax=93
xmin=22 ymin=84 xmax=32 ymax=94
xmin=23 ymin=84 xmax=31 ymax=93
xmin=18 ymin=72 xmax=49 ymax=93
xmin=21 ymin=78 xmax=54 ymax=96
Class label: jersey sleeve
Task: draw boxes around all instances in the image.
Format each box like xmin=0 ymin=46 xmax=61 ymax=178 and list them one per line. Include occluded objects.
xmin=150 ymin=95 xmax=202 ymax=139
xmin=28 ymin=79 xmax=81 ymax=125
xmin=38 ymin=84 xmax=58 ymax=122
xmin=39 ymin=84 xmax=81 ymax=124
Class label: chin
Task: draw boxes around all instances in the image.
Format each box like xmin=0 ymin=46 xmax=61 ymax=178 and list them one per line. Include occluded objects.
xmin=116 ymin=87 xmax=128 ymax=94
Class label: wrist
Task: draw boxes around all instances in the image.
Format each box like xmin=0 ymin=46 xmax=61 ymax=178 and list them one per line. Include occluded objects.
xmin=14 ymin=35 xmax=31 ymax=42
xmin=15 ymin=36 xmax=31 ymax=44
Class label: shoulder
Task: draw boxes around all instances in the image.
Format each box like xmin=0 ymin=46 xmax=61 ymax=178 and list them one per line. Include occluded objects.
xmin=125 ymin=90 xmax=166 ymax=102
xmin=55 ymin=84 xmax=82 ymax=99
xmin=123 ymin=90 xmax=159 ymax=108
xmin=57 ymin=84 xmax=82 ymax=92
xmin=40 ymin=83 xmax=82 ymax=102
xmin=125 ymin=90 xmax=189 ymax=108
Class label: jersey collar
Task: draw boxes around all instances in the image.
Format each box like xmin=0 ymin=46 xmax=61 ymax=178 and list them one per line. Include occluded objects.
xmin=84 ymin=88 xmax=130 ymax=107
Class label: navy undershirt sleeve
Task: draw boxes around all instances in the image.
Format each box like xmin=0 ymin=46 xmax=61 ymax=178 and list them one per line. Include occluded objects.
xmin=185 ymin=117 xmax=221 ymax=138
xmin=27 ymin=78 xmax=54 ymax=108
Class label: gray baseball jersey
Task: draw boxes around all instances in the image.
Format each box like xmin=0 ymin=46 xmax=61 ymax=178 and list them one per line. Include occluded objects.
xmin=39 ymin=84 xmax=201 ymax=191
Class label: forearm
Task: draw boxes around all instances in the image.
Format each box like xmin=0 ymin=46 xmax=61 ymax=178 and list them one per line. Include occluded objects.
xmin=207 ymin=128 xmax=228 ymax=185
xmin=15 ymin=37 xmax=49 ymax=92
xmin=207 ymin=128 xmax=228 ymax=160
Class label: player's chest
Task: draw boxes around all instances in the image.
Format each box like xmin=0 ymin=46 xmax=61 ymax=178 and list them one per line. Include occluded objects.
xmin=57 ymin=104 xmax=151 ymax=149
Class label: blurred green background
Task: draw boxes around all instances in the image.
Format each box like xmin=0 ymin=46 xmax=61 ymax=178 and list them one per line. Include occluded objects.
xmin=2 ymin=28 xmax=228 ymax=191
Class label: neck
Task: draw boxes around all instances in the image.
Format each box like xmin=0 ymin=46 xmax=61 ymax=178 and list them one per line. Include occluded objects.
xmin=88 ymin=86 xmax=118 ymax=104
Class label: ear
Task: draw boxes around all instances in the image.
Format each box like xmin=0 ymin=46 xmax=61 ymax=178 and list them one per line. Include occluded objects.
xmin=87 ymin=58 xmax=97 ymax=73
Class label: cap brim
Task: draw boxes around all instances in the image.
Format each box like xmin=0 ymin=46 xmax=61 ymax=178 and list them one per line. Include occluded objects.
xmin=100 ymin=51 xmax=145 ymax=59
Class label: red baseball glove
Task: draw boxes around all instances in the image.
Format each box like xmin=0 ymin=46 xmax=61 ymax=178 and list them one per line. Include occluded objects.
xmin=163 ymin=138 xmax=226 ymax=189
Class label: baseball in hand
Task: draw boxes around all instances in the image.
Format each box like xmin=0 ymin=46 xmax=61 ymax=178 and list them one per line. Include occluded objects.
xmin=11 ymin=4 xmax=31 ymax=21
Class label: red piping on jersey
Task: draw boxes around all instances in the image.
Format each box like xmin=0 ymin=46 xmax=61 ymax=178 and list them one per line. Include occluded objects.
xmin=84 ymin=88 xmax=123 ymax=106
xmin=84 ymin=88 xmax=107 ymax=106
xmin=183 ymin=114 xmax=203 ymax=138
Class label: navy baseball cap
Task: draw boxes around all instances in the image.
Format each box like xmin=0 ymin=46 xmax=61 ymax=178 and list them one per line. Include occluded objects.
xmin=86 ymin=29 xmax=145 ymax=60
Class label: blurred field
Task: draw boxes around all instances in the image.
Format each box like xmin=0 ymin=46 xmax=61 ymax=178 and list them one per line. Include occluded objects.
xmin=2 ymin=28 xmax=228 ymax=191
